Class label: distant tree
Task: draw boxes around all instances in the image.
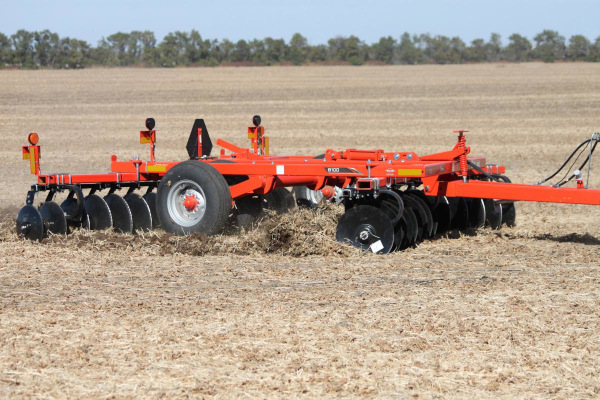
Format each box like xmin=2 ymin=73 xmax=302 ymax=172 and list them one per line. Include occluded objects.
xmin=264 ymin=37 xmax=287 ymax=64
xmin=397 ymin=33 xmax=421 ymax=64
xmin=533 ymin=30 xmax=566 ymax=62
xmin=420 ymin=34 xmax=465 ymax=64
xmin=486 ymin=33 xmax=502 ymax=61
xmin=0 ymin=32 xmax=10 ymax=68
xmin=308 ymin=44 xmax=327 ymax=62
xmin=466 ymin=38 xmax=486 ymax=62
xmin=248 ymin=39 xmax=266 ymax=64
xmin=372 ymin=36 xmax=396 ymax=64
xmin=504 ymin=33 xmax=532 ymax=62
xmin=33 ymin=30 xmax=59 ymax=67
xmin=589 ymin=36 xmax=600 ymax=62
xmin=566 ymin=35 xmax=590 ymax=61
xmin=11 ymin=29 xmax=36 ymax=68
xmin=288 ymin=33 xmax=308 ymax=65
xmin=328 ymin=35 xmax=364 ymax=65
xmin=232 ymin=39 xmax=250 ymax=62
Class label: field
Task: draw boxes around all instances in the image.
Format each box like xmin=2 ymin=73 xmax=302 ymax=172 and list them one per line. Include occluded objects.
xmin=1 ymin=63 xmax=600 ymax=398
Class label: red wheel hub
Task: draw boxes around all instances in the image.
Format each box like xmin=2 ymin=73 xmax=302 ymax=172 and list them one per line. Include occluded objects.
xmin=183 ymin=194 xmax=199 ymax=212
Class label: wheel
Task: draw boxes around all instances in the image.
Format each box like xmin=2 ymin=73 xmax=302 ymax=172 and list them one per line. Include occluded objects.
xmin=157 ymin=161 xmax=232 ymax=235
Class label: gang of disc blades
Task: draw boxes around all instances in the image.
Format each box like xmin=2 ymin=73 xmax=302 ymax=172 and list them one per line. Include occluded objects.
xmin=16 ymin=205 xmax=44 ymax=241
xmin=379 ymin=198 xmax=403 ymax=251
xmin=335 ymin=205 xmax=394 ymax=254
xmin=125 ymin=193 xmax=152 ymax=232
xmin=467 ymin=198 xmax=486 ymax=229
xmin=401 ymin=195 xmax=425 ymax=242
xmin=39 ymin=201 xmax=67 ymax=235
xmin=143 ymin=192 xmax=161 ymax=229
xmin=484 ymin=198 xmax=503 ymax=230
xmin=104 ymin=194 xmax=133 ymax=234
xmin=85 ymin=194 xmax=113 ymax=230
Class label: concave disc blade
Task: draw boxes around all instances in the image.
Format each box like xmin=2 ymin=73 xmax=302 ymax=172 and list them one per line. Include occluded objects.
xmin=401 ymin=195 xmax=425 ymax=242
xmin=432 ymin=197 xmax=452 ymax=236
xmin=39 ymin=201 xmax=67 ymax=235
xmin=263 ymin=187 xmax=294 ymax=213
xmin=104 ymin=194 xmax=133 ymax=234
xmin=403 ymin=207 xmax=419 ymax=245
xmin=16 ymin=205 xmax=44 ymax=241
xmin=450 ymin=197 xmax=470 ymax=231
xmin=85 ymin=194 xmax=113 ymax=230
xmin=484 ymin=199 xmax=503 ymax=230
xmin=501 ymin=202 xmax=516 ymax=227
xmin=336 ymin=205 xmax=394 ymax=254
xmin=125 ymin=193 xmax=152 ymax=232
xmin=379 ymin=198 xmax=403 ymax=251
xmin=406 ymin=191 xmax=434 ymax=238
xmin=143 ymin=192 xmax=161 ymax=229
xmin=234 ymin=194 xmax=264 ymax=229
xmin=467 ymin=198 xmax=486 ymax=229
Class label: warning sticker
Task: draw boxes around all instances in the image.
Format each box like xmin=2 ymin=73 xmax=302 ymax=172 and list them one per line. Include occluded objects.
xmin=276 ymin=165 xmax=285 ymax=174
xmin=370 ymin=240 xmax=384 ymax=253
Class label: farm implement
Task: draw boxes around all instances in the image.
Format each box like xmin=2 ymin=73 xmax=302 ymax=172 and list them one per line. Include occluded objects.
xmin=16 ymin=117 xmax=600 ymax=254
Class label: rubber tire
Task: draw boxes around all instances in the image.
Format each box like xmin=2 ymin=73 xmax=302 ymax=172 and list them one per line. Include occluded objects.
xmin=157 ymin=161 xmax=232 ymax=235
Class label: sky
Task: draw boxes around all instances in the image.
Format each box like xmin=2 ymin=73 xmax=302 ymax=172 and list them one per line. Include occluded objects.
xmin=2 ymin=0 xmax=599 ymax=45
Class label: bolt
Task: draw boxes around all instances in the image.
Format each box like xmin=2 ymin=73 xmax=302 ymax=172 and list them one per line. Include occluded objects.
xmin=425 ymin=186 xmax=430 ymax=191
xmin=359 ymin=230 xmax=369 ymax=240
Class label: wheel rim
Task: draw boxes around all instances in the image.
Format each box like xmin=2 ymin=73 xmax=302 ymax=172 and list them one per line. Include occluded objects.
xmin=167 ymin=179 xmax=207 ymax=227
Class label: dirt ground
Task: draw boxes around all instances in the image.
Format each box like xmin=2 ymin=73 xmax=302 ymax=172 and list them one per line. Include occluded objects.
xmin=1 ymin=64 xmax=600 ymax=398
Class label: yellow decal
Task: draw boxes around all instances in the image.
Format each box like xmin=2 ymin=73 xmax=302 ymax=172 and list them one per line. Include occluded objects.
xmin=397 ymin=168 xmax=422 ymax=177
xmin=147 ymin=165 xmax=167 ymax=173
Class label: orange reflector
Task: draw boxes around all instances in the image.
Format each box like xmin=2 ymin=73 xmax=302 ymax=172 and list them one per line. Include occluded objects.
xmin=28 ymin=132 xmax=39 ymax=145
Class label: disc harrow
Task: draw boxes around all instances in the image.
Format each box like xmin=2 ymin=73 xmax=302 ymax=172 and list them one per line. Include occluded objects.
xmin=16 ymin=118 xmax=600 ymax=254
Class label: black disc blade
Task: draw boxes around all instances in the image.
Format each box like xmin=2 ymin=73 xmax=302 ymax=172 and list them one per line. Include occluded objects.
xmin=484 ymin=199 xmax=503 ymax=230
xmin=234 ymin=194 xmax=264 ymax=229
xmin=401 ymin=196 xmax=425 ymax=242
xmin=450 ymin=197 xmax=470 ymax=230
xmin=39 ymin=201 xmax=67 ymax=235
xmin=501 ymin=202 xmax=517 ymax=227
xmin=104 ymin=194 xmax=133 ymax=234
xmin=403 ymin=207 xmax=419 ymax=244
xmin=85 ymin=194 xmax=113 ymax=230
xmin=406 ymin=191 xmax=434 ymax=238
xmin=125 ymin=193 xmax=152 ymax=232
xmin=432 ymin=197 xmax=452 ymax=236
xmin=336 ymin=205 xmax=394 ymax=254
xmin=16 ymin=205 xmax=44 ymax=241
xmin=263 ymin=187 xmax=294 ymax=213
xmin=143 ymin=192 xmax=161 ymax=229
xmin=467 ymin=198 xmax=486 ymax=229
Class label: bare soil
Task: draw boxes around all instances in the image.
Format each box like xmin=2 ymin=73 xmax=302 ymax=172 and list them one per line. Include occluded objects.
xmin=1 ymin=64 xmax=600 ymax=398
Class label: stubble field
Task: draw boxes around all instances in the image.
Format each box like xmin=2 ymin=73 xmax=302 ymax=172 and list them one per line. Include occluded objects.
xmin=1 ymin=64 xmax=600 ymax=398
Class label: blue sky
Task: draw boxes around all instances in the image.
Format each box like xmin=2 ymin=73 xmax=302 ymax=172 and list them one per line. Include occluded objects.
xmin=2 ymin=0 xmax=599 ymax=45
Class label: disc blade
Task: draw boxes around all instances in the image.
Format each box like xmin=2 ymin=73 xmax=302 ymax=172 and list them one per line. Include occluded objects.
xmin=432 ymin=196 xmax=451 ymax=236
xmin=263 ymin=187 xmax=294 ymax=213
xmin=85 ymin=194 xmax=113 ymax=230
xmin=233 ymin=194 xmax=264 ymax=229
xmin=336 ymin=205 xmax=394 ymax=254
xmin=39 ymin=201 xmax=67 ymax=235
xmin=484 ymin=199 xmax=503 ymax=230
xmin=501 ymin=202 xmax=517 ymax=227
xmin=125 ymin=193 xmax=152 ymax=232
xmin=403 ymin=207 xmax=419 ymax=245
xmin=467 ymin=198 xmax=486 ymax=229
xmin=16 ymin=205 xmax=44 ymax=241
xmin=406 ymin=191 xmax=434 ymax=238
xmin=143 ymin=192 xmax=161 ymax=229
xmin=104 ymin=194 xmax=133 ymax=234
xmin=450 ymin=197 xmax=470 ymax=231
xmin=401 ymin=195 xmax=425 ymax=242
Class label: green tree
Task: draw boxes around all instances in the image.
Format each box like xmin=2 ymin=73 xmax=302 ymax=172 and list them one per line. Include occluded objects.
xmin=486 ymin=33 xmax=502 ymax=61
xmin=397 ymin=33 xmax=421 ymax=64
xmin=308 ymin=44 xmax=327 ymax=62
xmin=328 ymin=35 xmax=364 ymax=65
xmin=288 ymin=33 xmax=308 ymax=65
xmin=466 ymin=38 xmax=486 ymax=62
xmin=533 ymin=30 xmax=566 ymax=62
xmin=420 ymin=34 xmax=465 ymax=64
xmin=566 ymin=35 xmax=590 ymax=61
xmin=372 ymin=36 xmax=396 ymax=64
xmin=249 ymin=39 xmax=267 ymax=64
xmin=264 ymin=37 xmax=287 ymax=64
xmin=504 ymin=33 xmax=532 ymax=62
xmin=11 ymin=30 xmax=36 ymax=68
xmin=589 ymin=36 xmax=600 ymax=62
xmin=232 ymin=39 xmax=250 ymax=62
xmin=0 ymin=32 xmax=10 ymax=68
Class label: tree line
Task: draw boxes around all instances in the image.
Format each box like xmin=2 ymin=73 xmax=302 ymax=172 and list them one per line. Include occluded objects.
xmin=1 ymin=29 xmax=599 ymax=69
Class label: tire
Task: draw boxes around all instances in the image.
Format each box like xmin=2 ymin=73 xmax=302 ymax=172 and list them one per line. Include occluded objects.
xmin=157 ymin=161 xmax=232 ymax=235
